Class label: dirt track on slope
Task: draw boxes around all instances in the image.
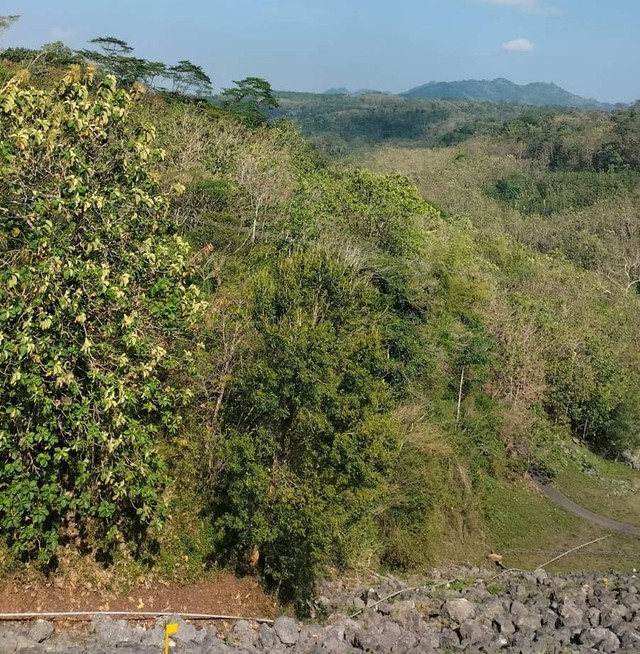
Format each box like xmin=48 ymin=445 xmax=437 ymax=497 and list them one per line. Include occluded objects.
xmin=536 ymin=482 xmax=640 ymax=537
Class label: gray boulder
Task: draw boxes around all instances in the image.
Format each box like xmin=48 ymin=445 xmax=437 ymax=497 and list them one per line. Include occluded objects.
xmin=202 ymin=635 xmax=232 ymax=654
xmin=443 ymin=598 xmax=476 ymax=623
xmin=141 ymin=626 xmax=166 ymax=647
xmin=391 ymin=630 xmax=418 ymax=652
xmin=225 ymin=620 xmax=255 ymax=649
xmin=257 ymin=623 xmax=280 ymax=649
xmin=586 ymin=606 xmax=601 ymax=627
xmin=618 ymin=628 xmax=640 ymax=650
xmin=534 ymin=568 xmax=549 ymax=584
xmin=274 ymin=616 xmax=301 ymax=646
xmin=0 ymin=632 xmax=36 ymax=654
xmin=90 ymin=616 xmax=138 ymax=644
xmin=600 ymin=604 xmax=627 ymax=629
xmin=558 ymin=600 xmax=585 ymax=629
xmin=512 ymin=609 xmax=542 ymax=635
xmin=27 ymin=621 xmax=53 ymax=644
xmin=457 ymin=619 xmax=489 ymax=646
xmin=622 ymin=448 xmax=640 ymax=470
xmin=439 ymin=627 xmax=463 ymax=650
xmin=481 ymin=599 xmax=515 ymax=635
xmin=173 ymin=622 xmax=199 ymax=644
xmin=579 ymin=627 xmax=620 ymax=652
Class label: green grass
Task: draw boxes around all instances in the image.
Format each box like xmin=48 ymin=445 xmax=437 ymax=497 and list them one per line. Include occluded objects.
xmin=553 ymin=448 xmax=640 ymax=527
xmin=485 ymin=479 xmax=576 ymax=550
xmin=483 ymin=477 xmax=639 ymax=574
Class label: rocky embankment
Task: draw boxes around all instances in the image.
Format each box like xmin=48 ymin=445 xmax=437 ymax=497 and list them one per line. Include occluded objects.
xmin=1 ymin=569 xmax=639 ymax=653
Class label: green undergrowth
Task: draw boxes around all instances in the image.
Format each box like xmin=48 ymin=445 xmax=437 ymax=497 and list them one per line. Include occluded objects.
xmin=2 ymin=55 xmax=640 ymax=607
xmin=358 ymin=136 xmax=640 ymax=579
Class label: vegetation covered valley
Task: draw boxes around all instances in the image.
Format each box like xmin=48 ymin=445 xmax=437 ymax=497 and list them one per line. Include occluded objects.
xmin=0 ymin=26 xmax=639 ymax=610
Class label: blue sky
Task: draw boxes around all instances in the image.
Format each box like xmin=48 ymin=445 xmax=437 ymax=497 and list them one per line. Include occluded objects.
xmin=3 ymin=0 xmax=639 ymax=103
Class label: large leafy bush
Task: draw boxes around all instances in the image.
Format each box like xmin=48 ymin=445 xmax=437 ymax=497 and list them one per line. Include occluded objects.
xmin=0 ymin=68 xmax=204 ymax=559
xmin=210 ymin=248 xmax=400 ymax=601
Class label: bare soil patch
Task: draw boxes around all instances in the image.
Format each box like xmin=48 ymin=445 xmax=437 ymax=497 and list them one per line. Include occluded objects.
xmin=0 ymin=572 xmax=278 ymax=619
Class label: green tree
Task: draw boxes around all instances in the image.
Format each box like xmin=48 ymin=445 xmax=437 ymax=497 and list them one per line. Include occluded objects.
xmin=168 ymin=60 xmax=212 ymax=96
xmin=1 ymin=46 xmax=40 ymax=64
xmin=78 ymin=36 xmax=137 ymax=84
xmin=88 ymin=36 xmax=133 ymax=56
xmin=78 ymin=37 xmax=173 ymax=90
xmin=138 ymin=59 xmax=169 ymax=87
xmin=0 ymin=68 xmax=205 ymax=560
xmin=344 ymin=169 xmax=431 ymax=255
xmin=544 ymin=339 xmax=638 ymax=456
xmin=78 ymin=36 xmax=132 ymax=69
xmin=210 ymin=248 xmax=399 ymax=602
xmin=1 ymin=42 xmax=79 ymax=79
xmin=0 ymin=14 xmax=19 ymax=40
xmin=221 ymin=77 xmax=279 ymax=126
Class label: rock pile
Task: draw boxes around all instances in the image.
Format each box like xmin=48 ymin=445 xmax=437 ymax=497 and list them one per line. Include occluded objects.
xmin=0 ymin=570 xmax=639 ymax=653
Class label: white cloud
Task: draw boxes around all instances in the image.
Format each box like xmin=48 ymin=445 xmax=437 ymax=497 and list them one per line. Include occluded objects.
xmin=503 ymin=38 xmax=535 ymax=52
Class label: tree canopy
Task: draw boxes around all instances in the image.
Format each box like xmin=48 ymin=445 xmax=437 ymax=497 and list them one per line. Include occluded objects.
xmin=0 ymin=14 xmax=19 ymax=37
xmin=221 ymin=77 xmax=279 ymax=126
xmin=0 ymin=68 xmax=204 ymax=559
xmin=77 ymin=36 xmax=212 ymax=96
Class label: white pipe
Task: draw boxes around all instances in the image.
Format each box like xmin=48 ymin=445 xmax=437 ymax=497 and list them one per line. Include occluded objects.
xmin=0 ymin=610 xmax=274 ymax=624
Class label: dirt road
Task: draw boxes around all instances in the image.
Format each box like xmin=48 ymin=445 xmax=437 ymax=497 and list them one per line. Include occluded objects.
xmin=536 ymin=482 xmax=640 ymax=537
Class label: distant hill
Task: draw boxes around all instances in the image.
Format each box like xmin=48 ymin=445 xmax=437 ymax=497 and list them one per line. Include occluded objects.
xmin=322 ymin=88 xmax=390 ymax=97
xmin=322 ymin=87 xmax=350 ymax=96
xmin=401 ymin=78 xmax=614 ymax=110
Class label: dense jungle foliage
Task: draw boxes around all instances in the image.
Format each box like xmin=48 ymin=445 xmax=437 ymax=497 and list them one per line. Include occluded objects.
xmin=271 ymin=91 xmax=544 ymax=153
xmin=1 ymin=35 xmax=639 ymax=606
xmin=272 ymin=91 xmax=639 ymax=157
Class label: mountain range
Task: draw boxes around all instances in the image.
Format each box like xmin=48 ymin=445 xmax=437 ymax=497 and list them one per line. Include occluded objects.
xmin=323 ymin=78 xmax=616 ymax=110
xmin=323 ymin=87 xmax=390 ymax=97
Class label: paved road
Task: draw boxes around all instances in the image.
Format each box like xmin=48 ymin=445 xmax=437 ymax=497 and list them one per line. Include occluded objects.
xmin=536 ymin=482 xmax=640 ymax=537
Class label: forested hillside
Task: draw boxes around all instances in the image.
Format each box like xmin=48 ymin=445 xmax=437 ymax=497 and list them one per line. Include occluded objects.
xmin=273 ymin=91 xmax=639 ymax=156
xmin=272 ymin=91 xmax=544 ymax=152
xmin=401 ymin=78 xmax=613 ymax=110
xmin=1 ymin=34 xmax=639 ymax=610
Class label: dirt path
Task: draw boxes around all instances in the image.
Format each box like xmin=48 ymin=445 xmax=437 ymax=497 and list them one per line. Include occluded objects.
xmin=536 ymin=482 xmax=640 ymax=537
xmin=0 ymin=572 xmax=278 ymax=619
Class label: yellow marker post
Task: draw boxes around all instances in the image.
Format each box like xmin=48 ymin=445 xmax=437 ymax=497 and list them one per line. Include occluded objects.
xmin=164 ymin=622 xmax=179 ymax=654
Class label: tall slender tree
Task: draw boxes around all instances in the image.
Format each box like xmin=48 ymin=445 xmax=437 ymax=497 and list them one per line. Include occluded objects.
xmin=168 ymin=60 xmax=212 ymax=96
xmin=221 ymin=77 xmax=279 ymax=126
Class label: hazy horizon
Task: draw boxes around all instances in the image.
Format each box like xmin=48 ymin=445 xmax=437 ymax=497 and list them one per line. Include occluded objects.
xmin=306 ymin=79 xmax=619 ymax=104
xmin=3 ymin=0 xmax=639 ymax=104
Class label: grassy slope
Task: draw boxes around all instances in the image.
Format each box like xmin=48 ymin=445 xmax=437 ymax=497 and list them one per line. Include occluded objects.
xmin=356 ymin=141 xmax=640 ymax=574
xmin=554 ymin=451 xmax=640 ymax=527
xmin=485 ymin=478 xmax=639 ymax=573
